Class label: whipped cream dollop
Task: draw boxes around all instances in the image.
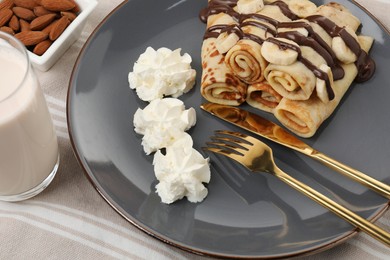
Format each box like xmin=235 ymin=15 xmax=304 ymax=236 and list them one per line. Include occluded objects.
xmin=130 ymin=47 xmax=210 ymax=204
xmin=153 ymin=134 xmax=211 ymax=204
xmin=128 ymin=47 xmax=196 ymax=101
xmin=133 ymin=98 xmax=196 ymax=155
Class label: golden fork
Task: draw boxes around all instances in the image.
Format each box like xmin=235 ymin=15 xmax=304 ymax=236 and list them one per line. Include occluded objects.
xmin=203 ymin=130 xmax=390 ymax=246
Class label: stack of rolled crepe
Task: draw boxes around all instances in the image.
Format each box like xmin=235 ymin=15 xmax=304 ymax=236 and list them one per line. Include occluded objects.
xmin=200 ymin=1 xmax=247 ymax=106
xmin=199 ymin=0 xmax=375 ymax=138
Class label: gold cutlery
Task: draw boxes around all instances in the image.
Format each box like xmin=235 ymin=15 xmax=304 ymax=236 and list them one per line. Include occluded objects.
xmin=203 ymin=130 xmax=390 ymax=246
xmin=201 ymin=103 xmax=390 ymax=199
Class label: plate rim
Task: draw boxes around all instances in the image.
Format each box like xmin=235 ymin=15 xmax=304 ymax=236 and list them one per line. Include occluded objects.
xmin=66 ymin=0 xmax=390 ymax=258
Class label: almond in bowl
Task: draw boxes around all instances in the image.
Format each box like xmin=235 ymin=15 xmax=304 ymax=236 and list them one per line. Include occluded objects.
xmin=0 ymin=0 xmax=97 ymax=71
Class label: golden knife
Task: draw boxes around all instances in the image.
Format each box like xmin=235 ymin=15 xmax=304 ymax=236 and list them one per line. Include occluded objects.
xmin=201 ymin=102 xmax=390 ymax=199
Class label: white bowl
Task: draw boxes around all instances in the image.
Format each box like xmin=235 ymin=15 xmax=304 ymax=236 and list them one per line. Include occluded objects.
xmin=29 ymin=0 xmax=98 ymax=71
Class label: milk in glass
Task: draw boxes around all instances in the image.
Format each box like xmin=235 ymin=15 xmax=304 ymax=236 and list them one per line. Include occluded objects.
xmin=0 ymin=35 xmax=59 ymax=200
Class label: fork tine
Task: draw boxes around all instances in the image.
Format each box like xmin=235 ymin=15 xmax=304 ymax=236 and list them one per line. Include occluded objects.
xmin=202 ymin=146 xmax=247 ymax=168
xmin=210 ymin=136 xmax=251 ymax=151
xmin=216 ymin=130 xmax=268 ymax=149
xmin=214 ymin=131 xmax=254 ymax=150
xmin=206 ymin=141 xmax=246 ymax=155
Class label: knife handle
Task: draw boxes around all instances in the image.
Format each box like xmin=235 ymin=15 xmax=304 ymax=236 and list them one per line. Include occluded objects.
xmin=312 ymin=151 xmax=390 ymax=199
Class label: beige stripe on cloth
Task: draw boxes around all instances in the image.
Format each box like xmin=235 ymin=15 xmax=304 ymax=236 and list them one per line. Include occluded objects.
xmin=0 ymin=0 xmax=389 ymax=259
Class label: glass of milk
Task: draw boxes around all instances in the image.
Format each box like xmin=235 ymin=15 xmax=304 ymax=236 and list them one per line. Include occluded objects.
xmin=0 ymin=32 xmax=59 ymax=201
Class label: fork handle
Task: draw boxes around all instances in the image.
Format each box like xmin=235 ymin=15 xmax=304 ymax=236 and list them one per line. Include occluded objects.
xmin=311 ymin=151 xmax=390 ymax=199
xmin=274 ymin=167 xmax=390 ymax=246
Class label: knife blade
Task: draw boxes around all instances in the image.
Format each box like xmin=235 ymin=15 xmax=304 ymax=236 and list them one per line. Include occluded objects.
xmin=201 ymin=102 xmax=390 ymax=199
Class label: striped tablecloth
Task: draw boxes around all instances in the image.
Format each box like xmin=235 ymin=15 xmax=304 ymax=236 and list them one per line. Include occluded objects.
xmin=1 ymin=1 xmax=389 ymax=259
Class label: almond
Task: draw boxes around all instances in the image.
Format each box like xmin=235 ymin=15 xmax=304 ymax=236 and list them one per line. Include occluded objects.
xmin=60 ymin=11 xmax=77 ymax=21
xmin=30 ymin=13 xmax=56 ymax=30
xmin=0 ymin=0 xmax=14 ymax=11
xmin=49 ymin=15 xmax=69 ymax=40
xmin=0 ymin=8 xmax=13 ymax=27
xmin=13 ymin=7 xmax=37 ymax=21
xmin=42 ymin=19 xmax=57 ymax=34
xmin=41 ymin=0 xmax=75 ymax=12
xmin=33 ymin=6 xmax=55 ymax=16
xmin=20 ymin=19 xmax=31 ymax=31
xmin=14 ymin=0 xmax=39 ymax=10
xmin=0 ymin=26 xmax=14 ymax=35
xmin=9 ymin=15 xmax=20 ymax=32
xmin=33 ymin=39 xmax=52 ymax=55
xmin=68 ymin=0 xmax=80 ymax=13
xmin=15 ymin=31 xmax=48 ymax=46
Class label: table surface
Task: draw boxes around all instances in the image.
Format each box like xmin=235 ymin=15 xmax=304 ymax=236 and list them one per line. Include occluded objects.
xmin=1 ymin=1 xmax=389 ymax=259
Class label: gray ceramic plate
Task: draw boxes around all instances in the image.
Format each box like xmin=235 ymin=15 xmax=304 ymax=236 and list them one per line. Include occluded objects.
xmin=67 ymin=0 xmax=390 ymax=258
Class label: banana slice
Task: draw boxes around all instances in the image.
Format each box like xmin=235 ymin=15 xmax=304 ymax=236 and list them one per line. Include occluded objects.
xmin=259 ymin=5 xmax=292 ymax=22
xmin=216 ymin=31 xmax=240 ymax=54
xmin=207 ymin=13 xmax=235 ymax=27
xmin=237 ymin=0 xmax=264 ymax=14
xmin=278 ymin=20 xmax=309 ymax=37
xmin=300 ymin=46 xmax=326 ymax=68
xmin=288 ymin=0 xmax=317 ymax=18
xmin=261 ymin=37 xmax=299 ymax=65
xmin=309 ymin=21 xmax=332 ymax=47
xmin=331 ymin=26 xmax=358 ymax=64
xmin=316 ymin=64 xmax=334 ymax=103
xmin=242 ymin=22 xmax=273 ymax=40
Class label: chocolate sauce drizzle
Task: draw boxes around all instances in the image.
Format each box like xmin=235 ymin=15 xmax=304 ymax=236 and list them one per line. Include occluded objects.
xmin=278 ymin=21 xmax=345 ymax=80
xmin=200 ymin=0 xmax=376 ymax=100
xmin=306 ymin=15 xmax=375 ymax=83
xmin=199 ymin=0 xmax=238 ymax=23
xmin=269 ymin=34 xmax=336 ymax=100
xmin=269 ymin=0 xmax=298 ymax=20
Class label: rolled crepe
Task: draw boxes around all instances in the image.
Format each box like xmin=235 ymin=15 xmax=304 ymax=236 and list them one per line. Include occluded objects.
xmin=246 ymin=81 xmax=282 ymax=113
xmin=201 ymin=38 xmax=247 ymax=105
xmin=225 ymin=39 xmax=268 ymax=84
xmin=263 ymin=19 xmax=336 ymax=101
xmin=274 ymin=36 xmax=373 ymax=138
xmin=200 ymin=12 xmax=248 ymax=106
xmin=223 ymin=4 xmax=290 ymax=84
xmin=316 ymin=2 xmax=361 ymax=31
xmin=264 ymin=61 xmax=317 ymax=101
xmin=263 ymin=2 xmax=362 ymax=102
xmin=274 ymin=63 xmax=356 ymax=137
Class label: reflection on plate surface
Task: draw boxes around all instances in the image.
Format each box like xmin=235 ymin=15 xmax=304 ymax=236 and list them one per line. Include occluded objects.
xmin=67 ymin=0 xmax=390 ymax=258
